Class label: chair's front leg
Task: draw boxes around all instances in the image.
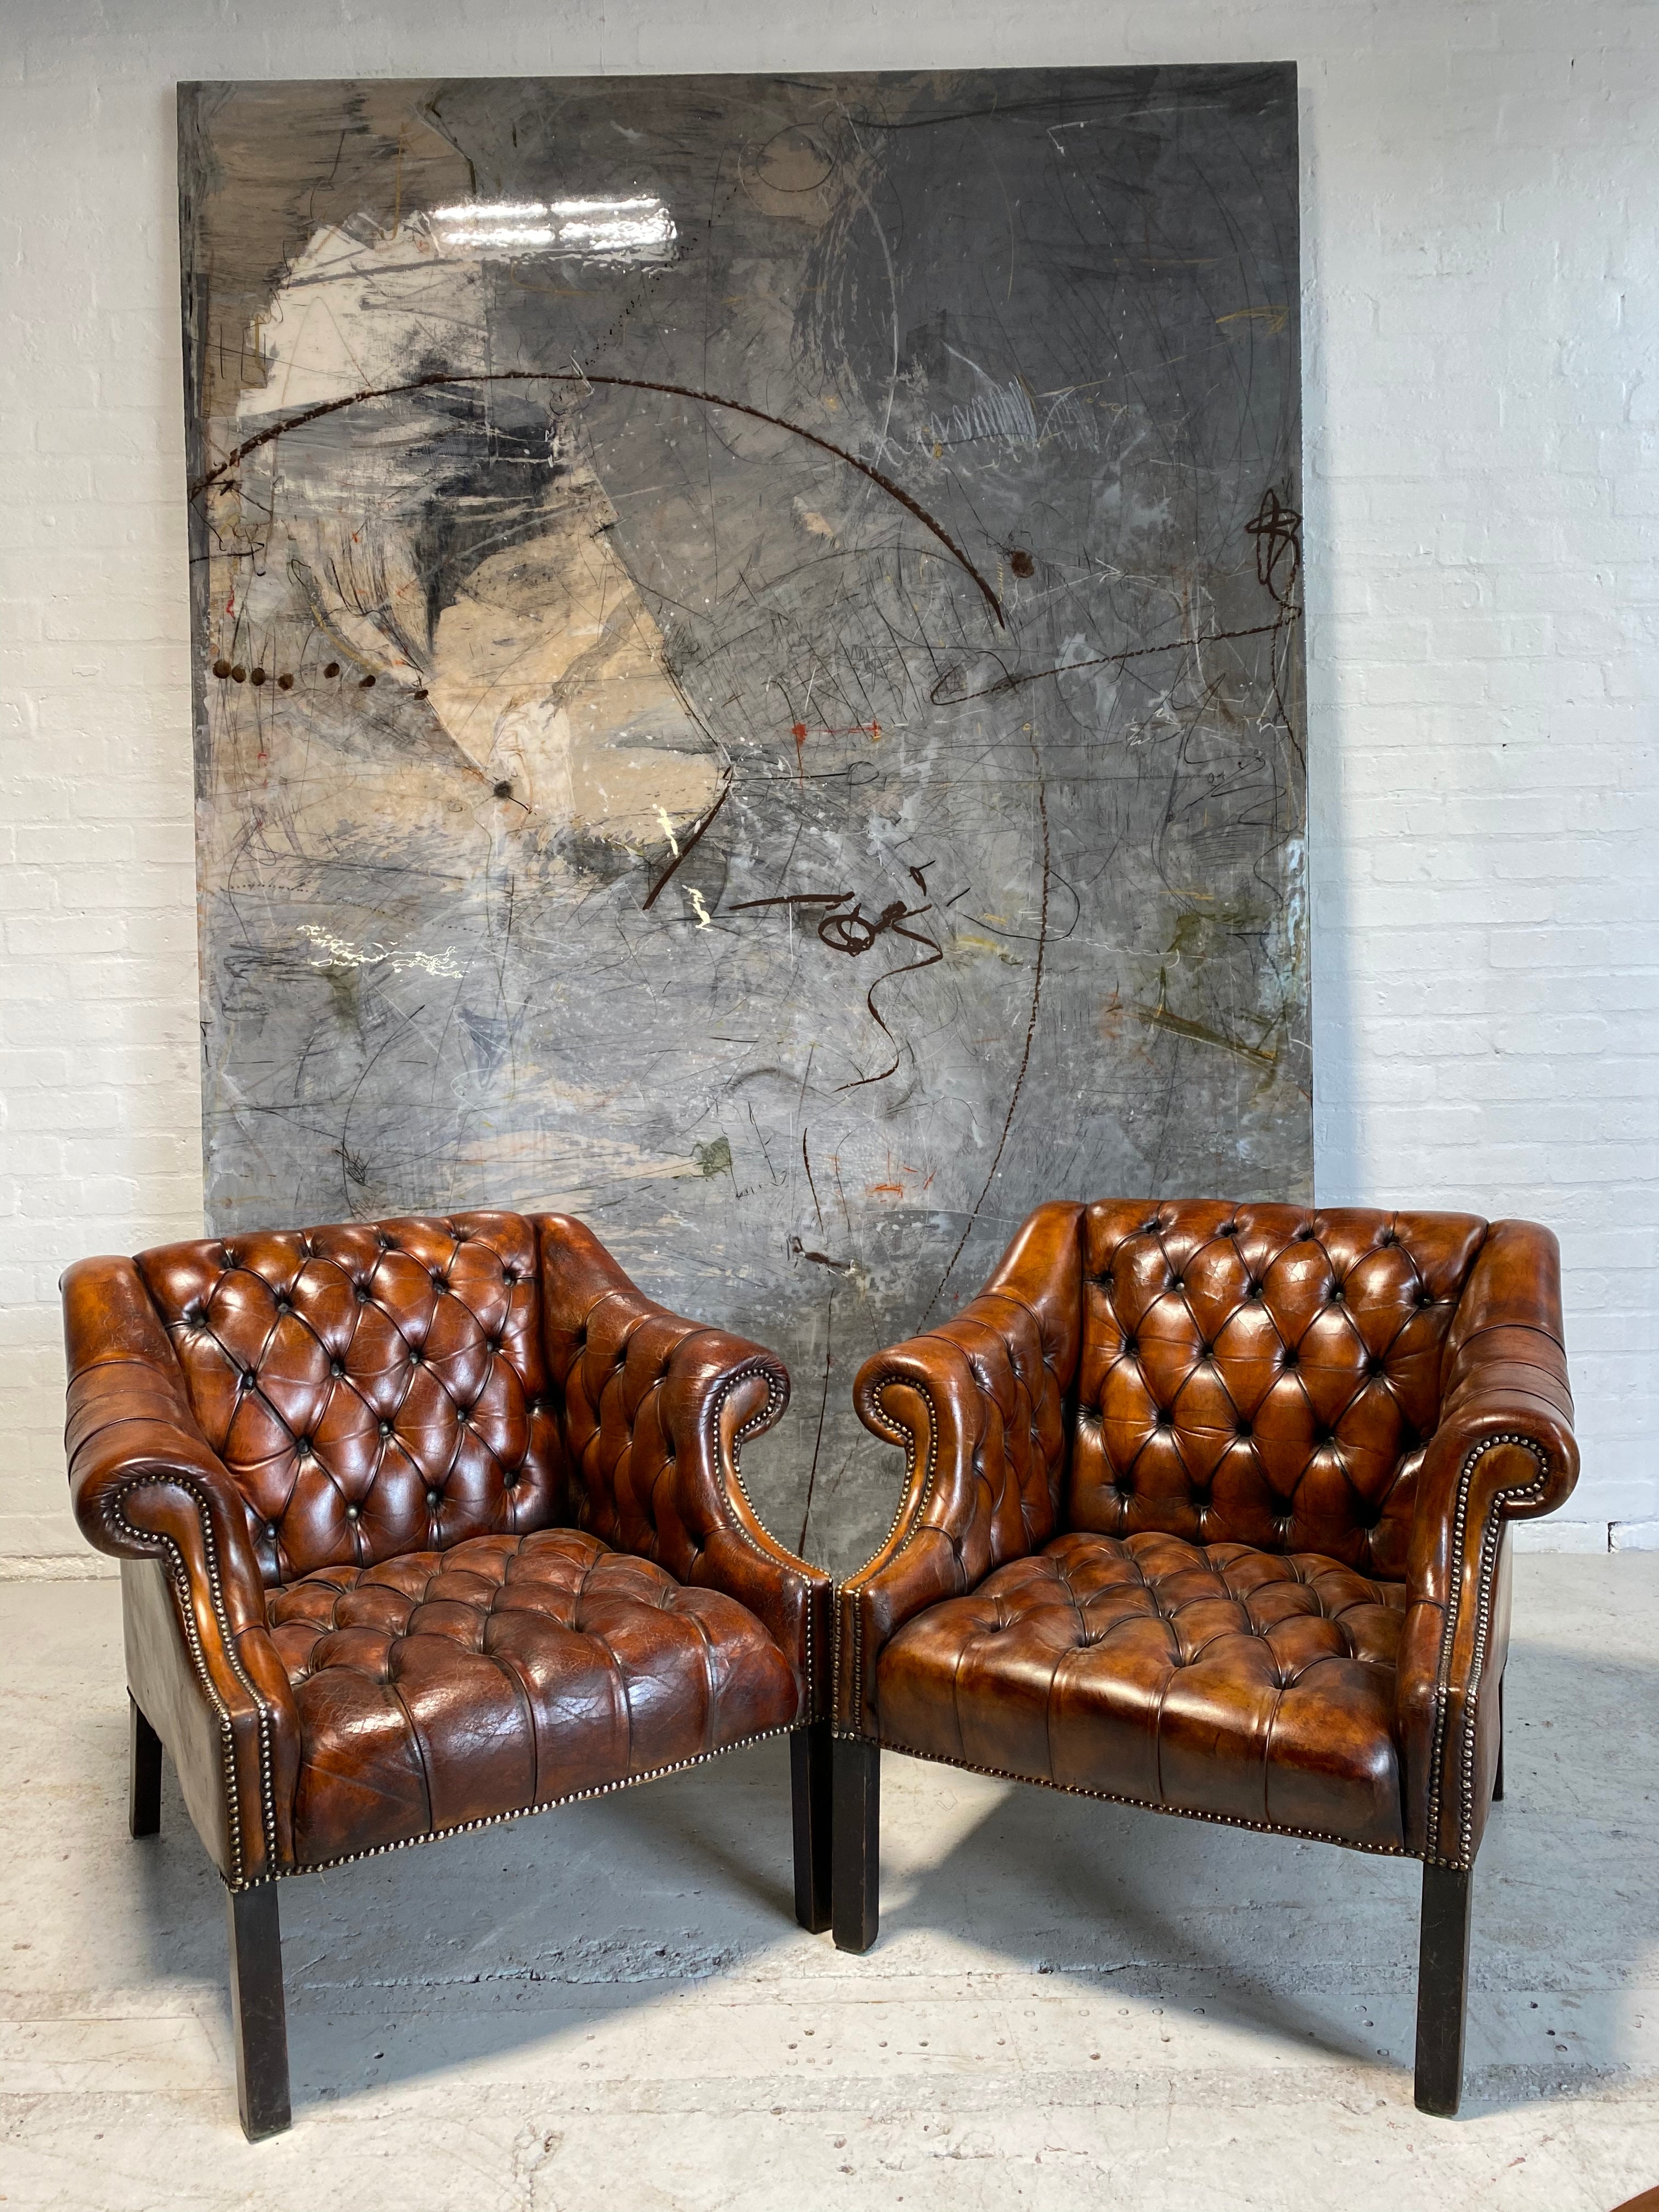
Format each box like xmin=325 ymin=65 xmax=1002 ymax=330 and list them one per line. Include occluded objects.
xmin=1493 ymin=1677 xmax=1505 ymax=1803
xmin=1414 ymin=1861 xmax=1473 ymax=2116
xmin=128 ymin=1695 xmax=161 ymax=1838
xmin=227 ymin=1884 xmax=291 ymax=2140
xmin=791 ymin=1720 xmax=833 ymax=1933
xmin=831 ymin=1736 xmax=881 ymax=1953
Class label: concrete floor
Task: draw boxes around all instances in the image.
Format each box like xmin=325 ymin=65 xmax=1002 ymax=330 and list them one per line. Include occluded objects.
xmin=1 ymin=1557 xmax=1655 ymax=2211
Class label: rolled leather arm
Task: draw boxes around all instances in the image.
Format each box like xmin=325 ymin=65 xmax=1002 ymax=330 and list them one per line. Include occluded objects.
xmin=1395 ymin=1220 xmax=1578 ymax=1865
xmin=62 ymin=1256 xmax=299 ymax=1880
xmin=834 ymin=1201 xmax=1084 ymax=1737
xmin=536 ymin=1214 xmax=830 ymax=1719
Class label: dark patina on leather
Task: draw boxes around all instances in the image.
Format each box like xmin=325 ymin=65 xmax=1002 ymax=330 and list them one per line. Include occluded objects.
xmin=837 ymin=1200 xmax=1577 ymax=1867
xmin=64 ymin=1210 xmax=828 ymax=1887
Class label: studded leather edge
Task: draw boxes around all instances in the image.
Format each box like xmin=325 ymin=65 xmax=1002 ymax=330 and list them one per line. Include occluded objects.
xmin=1423 ymin=1431 xmax=1549 ymax=1869
xmin=248 ymin=1719 xmax=805 ymax=1892
xmin=709 ymin=1357 xmax=826 ymax=1723
xmin=833 ymin=1372 xmax=944 ymax=1737
xmin=860 ymin=1733 xmax=1412 ymax=1860
xmin=103 ymin=1474 xmax=276 ymax=1888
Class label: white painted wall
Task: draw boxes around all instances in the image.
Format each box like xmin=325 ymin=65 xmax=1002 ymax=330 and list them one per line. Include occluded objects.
xmin=3 ymin=0 xmax=1655 ymax=1564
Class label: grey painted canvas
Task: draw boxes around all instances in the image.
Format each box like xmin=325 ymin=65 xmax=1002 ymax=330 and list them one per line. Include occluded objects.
xmin=178 ymin=66 xmax=1308 ymax=1572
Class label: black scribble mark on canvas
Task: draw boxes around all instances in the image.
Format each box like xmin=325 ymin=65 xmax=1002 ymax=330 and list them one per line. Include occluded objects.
xmin=179 ymin=65 xmax=1309 ymax=1576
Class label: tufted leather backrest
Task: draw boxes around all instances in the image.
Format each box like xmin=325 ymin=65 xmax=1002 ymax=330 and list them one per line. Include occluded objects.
xmin=136 ymin=1213 xmax=562 ymax=1582
xmin=1070 ymin=1200 xmax=1489 ymax=1577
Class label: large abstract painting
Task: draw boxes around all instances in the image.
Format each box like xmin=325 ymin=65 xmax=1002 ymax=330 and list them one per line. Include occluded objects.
xmin=178 ymin=66 xmax=1308 ymax=1570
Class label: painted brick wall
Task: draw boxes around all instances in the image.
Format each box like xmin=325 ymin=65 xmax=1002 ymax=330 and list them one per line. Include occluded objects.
xmin=2 ymin=0 xmax=1654 ymax=1564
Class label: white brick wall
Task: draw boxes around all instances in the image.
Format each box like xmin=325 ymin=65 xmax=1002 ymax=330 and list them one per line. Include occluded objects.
xmin=3 ymin=0 xmax=1655 ymax=1561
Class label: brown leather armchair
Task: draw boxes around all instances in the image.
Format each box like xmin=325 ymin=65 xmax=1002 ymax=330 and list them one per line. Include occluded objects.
xmin=831 ymin=1199 xmax=1578 ymax=2115
xmin=63 ymin=1210 xmax=831 ymax=2139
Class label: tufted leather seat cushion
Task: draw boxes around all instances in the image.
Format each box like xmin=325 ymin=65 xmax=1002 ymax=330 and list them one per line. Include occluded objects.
xmin=876 ymin=1529 xmax=1408 ymax=1848
xmin=266 ymin=1528 xmax=802 ymax=1866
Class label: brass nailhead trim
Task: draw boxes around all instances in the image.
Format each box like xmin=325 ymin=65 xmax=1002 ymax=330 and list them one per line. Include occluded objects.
xmin=854 ymin=1734 xmax=1410 ymax=1860
xmin=253 ymin=1720 xmax=802 ymax=1890
xmin=1424 ymin=1430 xmax=1549 ymax=1867
xmin=710 ymin=1359 xmax=826 ymax=1724
xmin=104 ymin=1475 xmax=277 ymax=1887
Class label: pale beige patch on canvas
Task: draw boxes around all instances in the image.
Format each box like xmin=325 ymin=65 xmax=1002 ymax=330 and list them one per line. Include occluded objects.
xmin=424 ymin=473 xmax=723 ymax=839
xmin=233 ymin=215 xmax=723 ymax=841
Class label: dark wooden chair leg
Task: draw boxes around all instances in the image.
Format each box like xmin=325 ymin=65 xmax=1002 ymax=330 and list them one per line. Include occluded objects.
xmin=831 ymin=1734 xmax=881 ymax=1953
xmin=128 ymin=1694 xmax=162 ymax=1838
xmin=791 ymin=1720 xmax=833 ymax=1933
xmin=1492 ymin=1677 xmax=1505 ymax=1803
xmin=227 ymin=1883 xmax=291 ymax=2140
xmin=1414 ymin=1861 xmax=1473 ymax=2116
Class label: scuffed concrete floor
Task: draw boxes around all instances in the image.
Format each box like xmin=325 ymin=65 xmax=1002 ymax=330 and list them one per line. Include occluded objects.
xmin=1 ymin=1556 xmax=1655 ymax=2211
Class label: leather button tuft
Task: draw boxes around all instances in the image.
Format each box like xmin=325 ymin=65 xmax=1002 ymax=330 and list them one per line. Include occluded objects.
xmin=378 ymin=1419 xmax=393 ymax=1437
xmin=1281 ymin=1348 xmax=1299 ymax=1368
xmin=355 ymin=1283 xmax=370 ymax=1302
xmin=266 ymin=1522 xmax=278 ymax=1541
xmin=503 ymin=1268 xmax=518 ymax=1284
xmin=345 ymin=1504 xmax=359 ymax=1521
xmin=295 ymin=1438 xmax=312 ymax=1458
xmin=1246 ymin=1280 xmax=1262 ymax=1299
xmin=425 ymin=1491 xmax=440 ymax=1511
xmin=329 ymin=1359 xmax=343 ymax=1378
xmin=240 ymin=1370 xmax=256 ymax=1391
xmin=409 ymin=1350 xmax=424 ymax=1366
xmin=1235 ymin=1419 xmax=1252 ymax=1439
xmin=488 ymin=1337 xmax=503 ymax=1354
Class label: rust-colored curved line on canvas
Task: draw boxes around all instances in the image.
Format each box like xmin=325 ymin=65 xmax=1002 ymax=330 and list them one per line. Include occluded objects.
xmin=189 ymin=369 xmax=1006 ymax=628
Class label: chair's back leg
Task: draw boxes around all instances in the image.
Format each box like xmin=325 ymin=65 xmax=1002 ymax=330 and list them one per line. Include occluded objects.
xmin=791 ymin=1720 xmax=833 ymax=1933
xmin=227 ymin=1883 xmax=291 ymax=2140
xmin=831 ymin=1736 xmax=881 ymax=1953
xmin=1414 ymin=1861 xmax=1473 ymax=2116
xmin=1492 ymin=1677 xmax=1505 ymax=1803
xmin=128 ymin=1695 xmax=161 ymax=1838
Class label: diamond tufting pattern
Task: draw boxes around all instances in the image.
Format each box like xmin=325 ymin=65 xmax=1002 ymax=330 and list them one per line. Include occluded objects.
xmin=1073 ymin=1200 xmax=1488 ymax=1577
xmin=136 ymin=1213 xmax=561 ymax=1582
xmin=267 ymin=1527 xmax=802 ymax=1866
xmin=878 ymin=1528 xmax=1409 ymax=1846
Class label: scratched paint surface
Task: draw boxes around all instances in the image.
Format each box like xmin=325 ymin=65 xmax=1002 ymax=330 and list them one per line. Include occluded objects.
xmin=179 ymin=68 xmax=1308 ymax=1572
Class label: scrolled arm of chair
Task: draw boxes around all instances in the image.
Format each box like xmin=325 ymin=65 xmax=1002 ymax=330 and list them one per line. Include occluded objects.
xmin=537 ymin=1214 xmax=830 ymax=1717
xmin=1395 ymin=1220 xmax=1579 ymax=1864
xmin=62 ymin=1257 xmax=298 ymax=1881
xmin=834 ymin=1200 xmax=1084 ymax=1738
